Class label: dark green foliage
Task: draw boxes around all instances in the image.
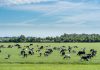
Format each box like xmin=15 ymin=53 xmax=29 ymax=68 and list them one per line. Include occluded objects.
xmin=18 ymin=35 xmax=26 ymax=42
xmin=0 ymin=34 xmax=100 ymax=42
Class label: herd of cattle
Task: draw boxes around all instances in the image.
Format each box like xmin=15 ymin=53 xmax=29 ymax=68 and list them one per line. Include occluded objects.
xmin=0 ymin=44 xmax=97 ymax=61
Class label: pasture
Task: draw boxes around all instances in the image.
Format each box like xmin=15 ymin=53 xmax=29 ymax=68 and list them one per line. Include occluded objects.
xmin=0 ymin=43 xmax=99 ymax=70
xmin=0 ymin=43 xmax=99 ymax=64
xmin=0 ymin=64 xmax=100 ymax=70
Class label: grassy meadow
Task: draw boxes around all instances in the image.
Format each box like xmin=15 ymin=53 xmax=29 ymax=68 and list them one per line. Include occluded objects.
xmin=0 ymin=43 xmax=99 ymax=64
xmin=0 ymin=43 xmax=100 ymax=70
xmin=0 ymin=64 xmax=100 ymax=70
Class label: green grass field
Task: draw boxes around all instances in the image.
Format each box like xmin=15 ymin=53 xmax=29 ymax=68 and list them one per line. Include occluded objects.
xmin=0 ymin=43 xmax=99 ymax=70
xmin=0 ymin=43 xmax=99 ymax=64
xmin=0 ymin=64 xmax=100 ymax=70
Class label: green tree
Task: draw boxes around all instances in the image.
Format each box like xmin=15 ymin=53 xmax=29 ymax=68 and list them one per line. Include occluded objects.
xmin=18 ymin=35 xmax=26 ymax=42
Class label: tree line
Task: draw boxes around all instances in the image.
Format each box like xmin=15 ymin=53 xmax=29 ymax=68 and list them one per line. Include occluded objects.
xmin=0 ymin=34 xmax=100 ymax=43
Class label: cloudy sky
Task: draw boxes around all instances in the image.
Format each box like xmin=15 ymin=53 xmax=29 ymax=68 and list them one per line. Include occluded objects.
xmin=0 ymin=0 xmax=100 ymax=37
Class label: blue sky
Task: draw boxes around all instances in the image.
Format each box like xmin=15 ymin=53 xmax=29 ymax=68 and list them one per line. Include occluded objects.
xmin=0 ymin=0 xmax=100 ymax=37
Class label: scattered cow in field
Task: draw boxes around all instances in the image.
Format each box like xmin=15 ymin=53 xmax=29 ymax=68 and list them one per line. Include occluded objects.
xmin=60 ymin=51 xmax=65 ymax=56
xmin=20 ymin=49 xmax=28 ymax=58
xmin=26 ymin=46 xmax=30 ymax=48
xmin=53 ymin=47 xmax=57 ymax=50
xmin=80 ymin=49 xmax=97 ymax=61
xmin=81 ymin=53 xmax=94 ymax=61
xmin=90 ymin=49 xmax=97 ymax=56
xmin=68 ymin=46 xmax=72 ymax=53
xmin=15 ymin=44 xmax=21 ymax=49
xmin=38 ymin=50 xmax=42 ymax=57
xmin=77 ymin=50 xmax=85 ymax=56
xmin=39 ymin=46 xmax=44 ymax=49
xmin=81 ymin=55 xmax=89 ymax=61
xmin=63 ymin=54 xmax=71 ymax=59
xmin=60 ymin=47 xmax=67 ymax=56
xmin=0 ymin=45 xmax=5 ymax=48
xmin=44 ymin=48 xmax=53 ymax=56
xmin=60 ymin=48 xmax=65 ymax=53
xmin=28 ymin=48 xmax=34 ymax=55
xmin=44 ymin=51 xmax=49 ymax=56
xmin=30 ymin=44 xmax=33 ymax=46
xmin=8 ymin=45 xmax=13 ymax=48
xmin=0 ymin=44 xmax=97 ymax=63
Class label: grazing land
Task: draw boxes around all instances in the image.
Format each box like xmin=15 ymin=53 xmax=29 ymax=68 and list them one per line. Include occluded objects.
xmin=0 ymin=43 xmax=99 ymax=70
xmin=0 ymin=64 xmax=100 ymax=70
xmin=0 ymin=43 xmax=99 ymax=64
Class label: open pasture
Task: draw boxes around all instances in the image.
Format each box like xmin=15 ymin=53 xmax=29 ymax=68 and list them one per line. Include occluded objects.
xmin=0 ymin=43 xmax=99 ymax=64
xmin=0 ymin=64 xmax=100 ymax=70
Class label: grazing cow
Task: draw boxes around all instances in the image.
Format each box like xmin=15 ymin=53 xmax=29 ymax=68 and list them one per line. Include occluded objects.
xmin=81 ymin=55 xmax=89 ymax=61
xmin=80 ymin=49 xmax=97 ymax=61
xmin=60 ymin=49 xmax=65 ymax=54
xmin=61 ymin=51 xmax=65 ymax=56
xmin=20 ymin=49 xmax=25 ymax=55
xmin=90 ymin=49 xmax=97 ymax=57
xmin=47 ymin=49 xmax=53 ymax=53
xmin=30 ymin=44 xmax=33 ymax=46
xmin=53 ymin=47 xmax=57 ymax=50
xmin=28 ymin=48 xmax=34 ymax=55
xmin=36 ymin=49 xmax=42 ymax=57
xmin=91 ymin=50 xmax=97 ymax=57
xmin=39 ymin=46 xmax=44 ymax=49
xmin=68 ymin=46 xmax=72 ymax=53
xmin=38 ymin=50 xmax=42 ymax=57
xmin=0 ymin=45 xmax=5 ymax=48
xmin=28 ymin=50 xmax=33 ymax=55
xmin=8 ymin=45 xmax=13 ymax=48
xmin=44 ymin=49 xmax=53 ymax=56
xmin=26 ymin=46 xmax=30 ymax=48
xmin=77 ymin=51 xmax=85 ymax=56
xmin=60 ymin=48 xmax=66 ymax=56
xmin=86 ymin=54 xmax=92 ymax=59
xmin=90 ymin=49 xmax=94 ymax=52
xmin=63 ymin=54 xmax=71 ymax=59
xmin=20 ymin=49 xmax=28 ymax=58
xmin=44 ymin=51 xmax=49 ymax=56
xmin=23 ymin=53 xmax=28 ymax=58
xmin=15 ymin=44 xmax=21 ymax=49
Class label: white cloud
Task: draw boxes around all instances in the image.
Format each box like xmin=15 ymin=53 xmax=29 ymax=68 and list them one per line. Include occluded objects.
xmin=10 ymin=1 xmax=100 ymax=26
xmin=55 ymin=11 xmax=100 ymax=27
xmin=0 ymin=0 xmax=55 ymax=6
xmin=9 ymin=1 xmax=82 ymax=11
xmin=1 ymin=0 xmax=100 ymax=28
